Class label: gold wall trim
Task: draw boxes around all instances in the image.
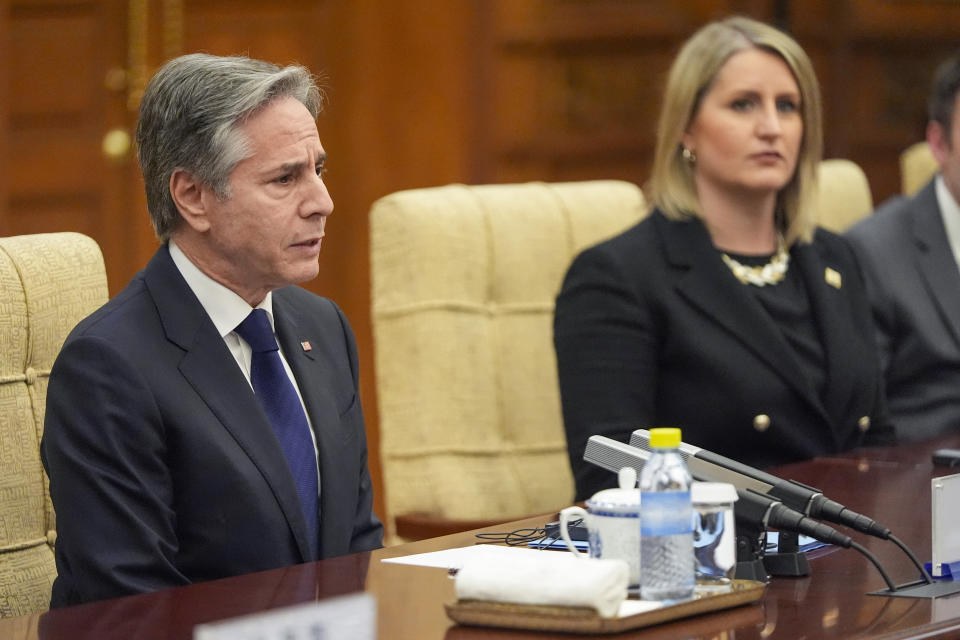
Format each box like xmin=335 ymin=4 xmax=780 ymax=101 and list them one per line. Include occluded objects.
xmin=127 ymin=0 xmax=148 ymax=111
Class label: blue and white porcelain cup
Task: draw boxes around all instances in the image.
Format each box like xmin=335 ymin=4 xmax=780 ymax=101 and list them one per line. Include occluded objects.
xmin=559 ymin=487 xmax=641 ymax=586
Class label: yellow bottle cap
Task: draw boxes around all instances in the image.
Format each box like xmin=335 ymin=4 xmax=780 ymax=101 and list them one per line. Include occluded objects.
xmin=649 ymin=427 xmax=682 ymax=448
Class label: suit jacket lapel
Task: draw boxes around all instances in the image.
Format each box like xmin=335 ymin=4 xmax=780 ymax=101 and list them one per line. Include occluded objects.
xmin=143 ymin=246 xmax=315 ymax=562
xmin=657 ymin=214 xmax=826 ymax=417
xmin=911 ymin=183 xmax=960 ymax=346
xmin=791 ymin=240 xmax=853 ymax=437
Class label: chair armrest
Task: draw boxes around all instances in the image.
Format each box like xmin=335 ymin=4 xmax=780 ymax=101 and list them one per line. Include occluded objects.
xmin=394 ymin=513 xmax=518 ymax=541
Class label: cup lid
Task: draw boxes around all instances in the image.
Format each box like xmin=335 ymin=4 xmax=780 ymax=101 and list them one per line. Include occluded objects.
xmin=691 ymin=481 xmax=738 ymax=504
xmin=586 ymin=487 xmax=641 ymax=509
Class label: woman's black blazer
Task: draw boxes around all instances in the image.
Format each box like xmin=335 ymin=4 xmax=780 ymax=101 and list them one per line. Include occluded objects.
xmin=554 ymin=210 xmax=893 ymax=501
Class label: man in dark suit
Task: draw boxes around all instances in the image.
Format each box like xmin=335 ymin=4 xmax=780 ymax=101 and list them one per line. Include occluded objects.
xmin=846 ymin=53 xmax=960 ymax=443
xmin=41 ymin=53 xmax=382 ymax=608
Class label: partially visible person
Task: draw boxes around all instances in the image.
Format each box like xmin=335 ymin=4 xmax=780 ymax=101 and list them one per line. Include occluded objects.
xmin=42 ymin=53 xmax=382 ymax=607
xmin=554 ymin=16 xmax=893 ymax=501
xmin=846 ymin=53 xmax=960 ymax=443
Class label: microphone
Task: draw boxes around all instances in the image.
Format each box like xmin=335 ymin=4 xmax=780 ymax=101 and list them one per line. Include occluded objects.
xmin=583 ymin=435 xmax=853 ymax=549
xmin=628 ymin=429 xmax=890 ymax=539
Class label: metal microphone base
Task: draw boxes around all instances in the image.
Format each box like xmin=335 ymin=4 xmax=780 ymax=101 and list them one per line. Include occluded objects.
xmin=734 ymin=557 xmax=768 ymax=582
xmin=869 ymin=579 xmax=960 ymax=598
xmin=735 ymin=529 xmax=811 ymax=581
xmin=763 ymin=531 xmax=810 ymax=577
xmin=763 ymin=551 xmax=810 ymax=576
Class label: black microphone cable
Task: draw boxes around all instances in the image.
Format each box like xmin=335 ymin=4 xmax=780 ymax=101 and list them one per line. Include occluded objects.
xmin=850 ymin=541 xmax=897 ymax=592
xmin=744 ymin=489 xmax=898 ymax=592
xmin=750 ymin=479 xmax=932 ymax=586
xmin=784 ymin=479 xmax=931 ymax=585
xmin=889 ymin=534 xmax=934 ymax=585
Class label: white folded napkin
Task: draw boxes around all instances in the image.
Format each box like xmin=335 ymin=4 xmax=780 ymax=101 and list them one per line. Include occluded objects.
xmin=454 ymin=549 xmax=629 ymax=618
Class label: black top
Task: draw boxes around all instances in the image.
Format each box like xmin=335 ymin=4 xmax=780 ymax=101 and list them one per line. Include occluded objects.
xmin=725 ymin=250 xmax=826 ymax=402
xmin=555 ymin=211 xmax=894 ymax=501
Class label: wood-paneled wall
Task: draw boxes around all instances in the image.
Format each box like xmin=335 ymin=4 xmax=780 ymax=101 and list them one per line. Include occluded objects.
xmin=3 ymin=0 xmax=957 ymax=525
xmin=793 ymin=0 xmax=960 ymax=203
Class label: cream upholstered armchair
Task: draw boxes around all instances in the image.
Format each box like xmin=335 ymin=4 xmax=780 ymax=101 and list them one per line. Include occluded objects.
xmin=815 ymin=158 xmax=874 ymax=233
xmin=901 ymin=141 xmax=938 ymax=196
xmin=0 ymin=233 xmax=108 ymax=616
xmin=370 ymin=181 xmax=646 ymax=543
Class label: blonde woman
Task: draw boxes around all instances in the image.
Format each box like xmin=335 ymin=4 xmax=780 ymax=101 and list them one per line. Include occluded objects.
xmin=554 ymin=16 xmax=893 ymax=500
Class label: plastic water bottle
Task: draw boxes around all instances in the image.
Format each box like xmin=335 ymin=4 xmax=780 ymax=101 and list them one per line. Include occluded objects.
xmin=639 ymin=427 xmax=695 ymax=601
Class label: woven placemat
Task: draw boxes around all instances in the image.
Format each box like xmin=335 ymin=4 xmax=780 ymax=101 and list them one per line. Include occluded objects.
xmin=445 ymin=579 xmax=765 ymax=634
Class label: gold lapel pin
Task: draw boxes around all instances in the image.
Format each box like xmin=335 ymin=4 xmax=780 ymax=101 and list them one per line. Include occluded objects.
xmin=300 ymin=340 xmax=312 ymax=352
xmin=825 ymin=267 xmax=842 ymax=289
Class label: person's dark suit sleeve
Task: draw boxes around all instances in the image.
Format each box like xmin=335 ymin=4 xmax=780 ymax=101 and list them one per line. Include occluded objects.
xmin=554 ymin=244 xmax=658 ymax=502
xmin=41 ymin=335 xmax=188 ymax=604
xmin=845 ymin=224 xmax=897 ymax=384
xmin=331 ymin=302 xmax=384 ymax=552
xmin=842 ymin=233 xmax=897 ymax=446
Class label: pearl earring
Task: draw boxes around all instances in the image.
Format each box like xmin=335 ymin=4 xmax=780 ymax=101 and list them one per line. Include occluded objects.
xmin=681 ymin=147 xmax=697 ymax=164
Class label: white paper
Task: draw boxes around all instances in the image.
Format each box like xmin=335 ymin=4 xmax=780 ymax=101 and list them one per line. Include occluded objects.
xmin=381 ymin=543 xmax=546 ymax=569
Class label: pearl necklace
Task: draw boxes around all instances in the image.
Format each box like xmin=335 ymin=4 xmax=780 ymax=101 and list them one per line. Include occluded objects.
xmin=721 ymin=235 xmax=789 ymax=287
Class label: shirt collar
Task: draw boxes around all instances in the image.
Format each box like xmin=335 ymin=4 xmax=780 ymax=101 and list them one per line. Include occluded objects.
xmin=934 ymin=175 xmax=960 ymax=267
xmin=168 ymin=239 xmax=275 ymax=337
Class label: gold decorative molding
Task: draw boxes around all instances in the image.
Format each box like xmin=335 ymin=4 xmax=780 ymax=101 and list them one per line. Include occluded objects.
xmin=127 ymin=0 xmax=148 ymax=111
xmin=161 ymin=0 xmax=184 ymax=62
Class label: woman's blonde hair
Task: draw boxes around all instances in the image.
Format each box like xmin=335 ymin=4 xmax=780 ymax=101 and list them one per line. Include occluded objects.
xmin=645 ymin=16 xmax=823 ymax=244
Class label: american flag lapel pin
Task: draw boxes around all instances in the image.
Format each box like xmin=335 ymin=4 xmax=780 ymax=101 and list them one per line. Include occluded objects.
xmin=825 ymin=267 xmax=842 ymax=289
xmin=300 ymin=340 xmax=312 ymax=352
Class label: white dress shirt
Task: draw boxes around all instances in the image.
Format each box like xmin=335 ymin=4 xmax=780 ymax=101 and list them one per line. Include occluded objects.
xmin=935 ymin=174 xmax=960 ymax=273
xmin=168 ymin=239 xmax=320 ymax=483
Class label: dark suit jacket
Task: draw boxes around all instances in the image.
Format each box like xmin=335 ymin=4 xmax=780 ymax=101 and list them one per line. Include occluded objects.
xmin=846 ymin=179 xmax=960 ymax=442
xmin=555 ymin=211 xmax=893 ymax=501
xmin=41 ymin=245 xmax=383 ymax=607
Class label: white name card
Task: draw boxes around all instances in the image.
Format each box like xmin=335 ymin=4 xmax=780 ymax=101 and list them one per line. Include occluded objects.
xmin=193 ymin=592 xmax=375 ymax=640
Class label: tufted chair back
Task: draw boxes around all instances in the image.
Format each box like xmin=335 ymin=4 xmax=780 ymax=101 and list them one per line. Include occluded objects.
xmin=0 ymin=233 xmax=108 ymax=616
xmin=815 ymin=158 xmax=874 ymax=233
xmin=370 ymin=181 xmax=646 ymax=543
xmin=900 ymin=141 xmax=938 ymax=196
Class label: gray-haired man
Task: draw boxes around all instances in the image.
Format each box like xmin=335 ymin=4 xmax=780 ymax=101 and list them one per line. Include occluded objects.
xmin=42 ymin=53 xmax=383 ymax=608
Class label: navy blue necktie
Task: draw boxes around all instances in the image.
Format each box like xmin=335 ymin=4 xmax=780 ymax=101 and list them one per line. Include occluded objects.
xmin=235 ymin=309 xmax=319 ymax=555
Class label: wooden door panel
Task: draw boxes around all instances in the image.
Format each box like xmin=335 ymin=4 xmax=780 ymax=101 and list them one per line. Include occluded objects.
xmin=795 ymin=0 xmax=960 ymax=37
xmin=5 ymin=0 xmax=137 ymax=294
xmin=9 ymin=12 xmax=100 ymax=115
xmin=792 ymin=0 xmax=960 ymax=202
xmin=182 ymin=0 xmax=325 ymax=63
xmin=483 ymin=0 xmax=776 ymax=186
xmin=494 ymin=0 xmax=758 ymax=39
xmin=5 ymin=197 xmax=99 ymax=239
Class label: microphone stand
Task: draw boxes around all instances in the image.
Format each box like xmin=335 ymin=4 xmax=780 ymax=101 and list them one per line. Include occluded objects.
xmin=733 ymin=511 xmax=770 ymax=581
xmin=731 ymin=490 xmax=809 ymax=580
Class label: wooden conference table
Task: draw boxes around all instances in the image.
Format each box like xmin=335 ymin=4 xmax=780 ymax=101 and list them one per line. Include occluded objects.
xmin=4 ymin=434 xmax=960 ymax=640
